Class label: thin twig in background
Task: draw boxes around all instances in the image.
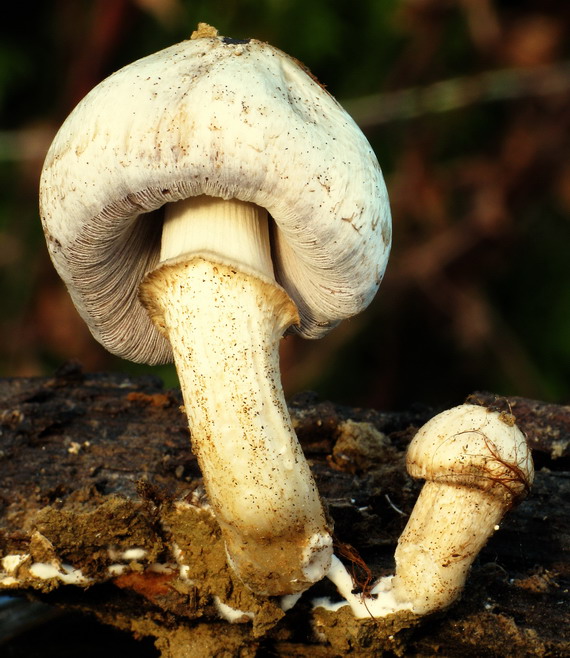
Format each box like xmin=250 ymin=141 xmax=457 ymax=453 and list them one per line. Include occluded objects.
xmin=344 ymin=61 xmax=570 ymax=128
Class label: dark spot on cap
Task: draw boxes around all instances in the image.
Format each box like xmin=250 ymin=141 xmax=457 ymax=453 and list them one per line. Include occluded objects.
xmin=222 ymin=37 xmax=250 ymax=45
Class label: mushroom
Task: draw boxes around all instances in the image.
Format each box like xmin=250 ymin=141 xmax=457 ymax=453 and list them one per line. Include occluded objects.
xmin=390 ymin=403 xmax=534 ymax=614
xmin=312 ymin=403 xmax=533 ymax=618
xmin=39 ymin=24 xmax=391 ymax=595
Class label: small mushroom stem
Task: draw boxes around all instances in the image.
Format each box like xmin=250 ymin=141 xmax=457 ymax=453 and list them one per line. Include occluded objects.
xmin=140 ymin=196 xmax=332 ymax=595
xmin=391 ymin=482 xmax=507 ymax=614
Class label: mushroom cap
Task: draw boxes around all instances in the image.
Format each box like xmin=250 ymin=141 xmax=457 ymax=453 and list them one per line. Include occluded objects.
xmin=406 ymin=404 xmax=534 ymax=502
xmin=39 ymin=32 xmax=391 ymax=365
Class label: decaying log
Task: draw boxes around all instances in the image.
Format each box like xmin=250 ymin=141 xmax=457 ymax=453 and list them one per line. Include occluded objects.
xmin=0 ymin=364 xmax=568 ymax=657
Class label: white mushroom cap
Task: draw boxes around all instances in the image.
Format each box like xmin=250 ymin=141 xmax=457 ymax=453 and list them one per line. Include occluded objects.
xmin=406 ymin=403 xmax=534 ymax=503
xmin=39 ymin=30 xmax=391 ymax=365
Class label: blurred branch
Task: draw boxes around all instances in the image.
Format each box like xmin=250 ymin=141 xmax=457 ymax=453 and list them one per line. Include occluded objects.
xmin=0 ymin=127 xmax=54 ymax=164
xmin=344 ymin=61 xmax=570 ymax=127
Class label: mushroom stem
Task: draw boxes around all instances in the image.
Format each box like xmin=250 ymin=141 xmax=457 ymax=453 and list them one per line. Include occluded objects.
xmin=140 ymin=197 xmax=332 ymax=595
xmin=391 ymin=482 xmax=506 ymax=614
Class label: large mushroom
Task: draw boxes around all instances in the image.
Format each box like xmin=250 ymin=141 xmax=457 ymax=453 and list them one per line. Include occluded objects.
xmin=39 ymin=23 xmax=391 ymax=595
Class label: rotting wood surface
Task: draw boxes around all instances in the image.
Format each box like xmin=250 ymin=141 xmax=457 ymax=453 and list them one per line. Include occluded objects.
xmin=0 ymin=364 xmax=568 ymax=657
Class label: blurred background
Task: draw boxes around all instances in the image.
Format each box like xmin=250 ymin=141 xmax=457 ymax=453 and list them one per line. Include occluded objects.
xmin=1 ymin=0 xmax=569 ymax=411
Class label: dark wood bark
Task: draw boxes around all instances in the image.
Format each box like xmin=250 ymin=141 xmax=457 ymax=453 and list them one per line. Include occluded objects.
xmin=0 ymin=365 xmax=568 ymax=657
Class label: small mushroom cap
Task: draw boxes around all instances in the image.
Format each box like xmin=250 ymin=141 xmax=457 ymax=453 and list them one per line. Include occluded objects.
xmin=39 ymin=31 xmax=391 ymax=364
xmin=407 ymin=404 xmax=534 ymax=502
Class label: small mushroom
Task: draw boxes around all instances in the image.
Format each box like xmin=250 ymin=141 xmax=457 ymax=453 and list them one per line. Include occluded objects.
xmin=390 ymin=403 xmax=534 ymax=614
xmin=39 ymin=25 xmax=391 ymax=595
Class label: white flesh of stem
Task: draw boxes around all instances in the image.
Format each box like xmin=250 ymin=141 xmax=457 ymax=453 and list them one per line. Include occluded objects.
xmin=160 ymin=195 xmax=274 ymax=278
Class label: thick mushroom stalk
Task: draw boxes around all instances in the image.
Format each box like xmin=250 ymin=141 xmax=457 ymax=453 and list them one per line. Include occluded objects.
xmin=390 ymin=404 xmax=534 ymax=614
xmin=140 ymin=196 xmax=332 ymax=595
